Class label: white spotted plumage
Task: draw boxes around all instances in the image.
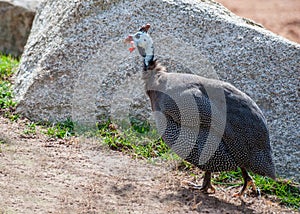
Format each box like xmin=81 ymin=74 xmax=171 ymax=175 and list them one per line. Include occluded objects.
xmin=126 ymin=24 xmax=275 ymax=196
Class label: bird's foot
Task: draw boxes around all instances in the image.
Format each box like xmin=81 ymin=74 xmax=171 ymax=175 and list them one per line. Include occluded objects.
xmin=187 ymin=181 xmax=216 ymax=194
xmin=233 ymin=179 xmax=260 ymax=197
xmin=182 ymin=171 xmax=215 ymax=194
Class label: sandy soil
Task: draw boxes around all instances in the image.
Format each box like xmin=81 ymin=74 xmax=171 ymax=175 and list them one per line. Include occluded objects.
xmin=0 ymin=116 xmax=297 ymax=213
xmin=215 ymin=0 xmax=300 ymax=44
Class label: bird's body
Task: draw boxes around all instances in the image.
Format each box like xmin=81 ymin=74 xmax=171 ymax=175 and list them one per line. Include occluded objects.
xmin=125 ymin=24 xmax=275 ymax=196
xmin=144 ymin=61 xmax=275 ymax=178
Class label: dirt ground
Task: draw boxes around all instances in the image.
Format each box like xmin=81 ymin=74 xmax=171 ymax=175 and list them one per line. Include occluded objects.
xmin=216 ymin=0 xmax=300 ymax=44
xmin=0 ymin=117 xmax=297 ymax=214
xmin=1 ymin=1 xmax=300 ymax=213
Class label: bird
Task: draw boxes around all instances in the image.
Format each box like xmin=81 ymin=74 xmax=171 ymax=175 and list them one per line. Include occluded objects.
xmin=124 ymin=23 xmax=275 ymax=196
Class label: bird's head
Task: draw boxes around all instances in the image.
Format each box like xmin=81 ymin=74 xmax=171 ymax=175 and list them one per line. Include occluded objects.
xmin=125 ymin=23 xmax=154 ymax=69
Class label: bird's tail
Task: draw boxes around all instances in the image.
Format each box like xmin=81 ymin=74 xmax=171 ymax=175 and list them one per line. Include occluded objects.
xmin=251 ymin=150 xmax=276 ymax=180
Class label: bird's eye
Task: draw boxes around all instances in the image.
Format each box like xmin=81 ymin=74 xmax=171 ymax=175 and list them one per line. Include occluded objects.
xmin=135 ymin=33 xmax=141 ymax=39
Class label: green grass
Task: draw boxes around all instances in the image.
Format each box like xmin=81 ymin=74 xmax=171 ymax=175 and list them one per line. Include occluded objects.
xmin=0 ymin=54 xmax=18 ymax=81
xmin=255 ymin=176 xmax=300 ymax=209
xmin=0 ymin=81 xmax=16 ymax=109
xmin=0 ymin=52 xmax=299 ymax=210
xmin=0 ymin=54 xmax=19 ymax=120
xmin=214 ymin=169 xmax=300 ymax=209
xmin=44 ymin=118 xmax=75 ymax=139
xmin=96 ymin=119 xmax=173 ymax=160
xmin=23 ymin=122 xmax=37 ymax=135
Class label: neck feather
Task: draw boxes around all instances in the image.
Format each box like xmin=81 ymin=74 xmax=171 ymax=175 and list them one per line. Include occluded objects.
xmin=142 ymin=60 xmax=166 ymax=78
xmin=142 ymin=60 xmax=167 ymax=92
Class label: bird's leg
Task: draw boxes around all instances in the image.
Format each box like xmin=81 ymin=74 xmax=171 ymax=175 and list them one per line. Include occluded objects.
xmin=188 ymin=171 xmax=216 ymax=194
xmin=233 ymin=168 xmax=260 ymax=197
xmin=200 ymin=171 xmax=216 ymax=193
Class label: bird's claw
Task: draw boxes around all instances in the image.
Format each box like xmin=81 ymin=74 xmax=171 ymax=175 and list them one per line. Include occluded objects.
xmin=187 ymin=181 xmax=216 ymax=194
xmin=232 ymin=180 xmax=261 ymax=198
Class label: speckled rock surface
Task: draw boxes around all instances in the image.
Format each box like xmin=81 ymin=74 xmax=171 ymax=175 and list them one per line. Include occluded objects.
xmin=0 ymin=1 xmax=36 ymax=57
xmin=14 ymin=0 xmax=300 ymax=181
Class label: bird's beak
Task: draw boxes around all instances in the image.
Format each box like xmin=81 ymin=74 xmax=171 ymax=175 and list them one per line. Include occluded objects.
xmin=124 ymin=35 xmax=136 ymax=53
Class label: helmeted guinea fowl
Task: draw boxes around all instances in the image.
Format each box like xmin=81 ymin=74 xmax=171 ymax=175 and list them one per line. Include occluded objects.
xmin=125 ymin=24 xmax=275 ymax=196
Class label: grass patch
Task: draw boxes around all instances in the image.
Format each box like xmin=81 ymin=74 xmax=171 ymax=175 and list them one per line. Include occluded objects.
xmin=96 ymin=119 xmax=173 ymax=160
xmin=44 ymin=118 xmax=75 ymax=139
xmin=214 ymin=170 xmax=300 ymax=209
xmin=0 ymin=81 xmax=16 ymax=109
xmin=255 ymin=176 xmax=300 ymax=209
xmin=0 ymin=53 xmax=19 ymax=120
xmin=23 ymin=122 xmax=37 ymax=135
xmin=0 ymin=54 xmax=19 ymax=81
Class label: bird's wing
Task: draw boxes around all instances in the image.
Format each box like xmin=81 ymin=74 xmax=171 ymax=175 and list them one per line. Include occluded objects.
xmin=149 ymin=83 xmax=226 ymax=162
xmin=152 ymin=82 xmax=227 ymax=139
xmin=153 ymin=81 xmax=269 ymax=144
xmin=223 ymin=87 xmax=270 ymax=150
